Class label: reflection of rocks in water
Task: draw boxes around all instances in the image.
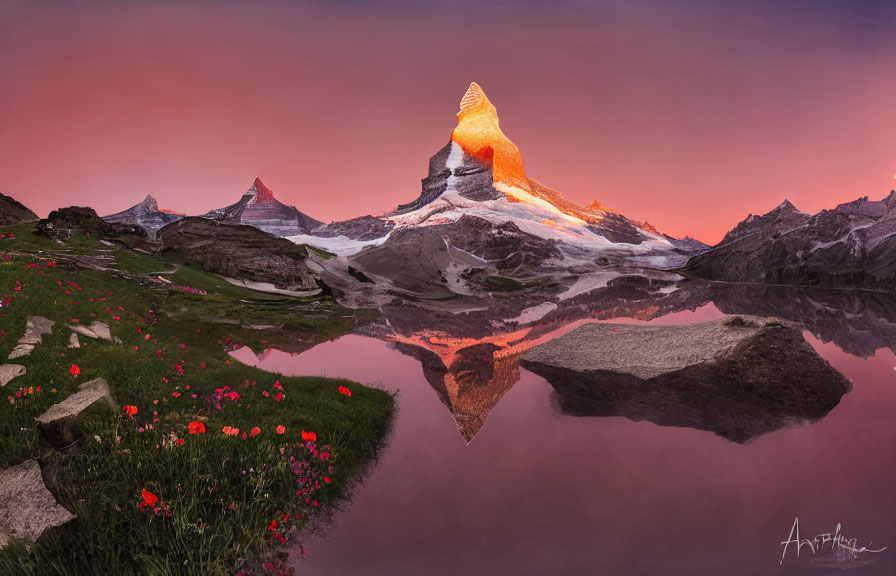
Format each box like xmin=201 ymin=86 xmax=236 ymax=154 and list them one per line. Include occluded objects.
xmin=703 ymin=284 xmax=896 ymax=358
xmin=521 ymin=316 xmax=852 ymax=443
xmin=544 ymin=279 xmax=896 ymax=359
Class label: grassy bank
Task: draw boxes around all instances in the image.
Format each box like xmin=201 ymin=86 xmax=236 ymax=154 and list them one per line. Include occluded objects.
xmin=0 ymin=224 xmax=394 ymax=575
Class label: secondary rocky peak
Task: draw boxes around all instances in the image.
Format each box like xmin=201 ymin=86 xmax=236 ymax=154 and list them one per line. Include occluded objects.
xmin=247 ymin=177 xmax=276 ymax=204
xmin=775 ymin=199 xmax=800 ymax=213
xmin=450 ymin=82 xmax=529 ymax=193
xmin=138 ymin=195 xmax=159 ymax=211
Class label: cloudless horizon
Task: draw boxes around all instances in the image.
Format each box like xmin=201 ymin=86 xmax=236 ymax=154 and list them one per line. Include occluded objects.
xmin=2 ymin=0 xmax=895 ymax=244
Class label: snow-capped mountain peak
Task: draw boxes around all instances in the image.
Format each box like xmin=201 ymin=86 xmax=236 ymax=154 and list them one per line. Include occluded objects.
xmin=451 ymin=82 xmax=530 ymax=195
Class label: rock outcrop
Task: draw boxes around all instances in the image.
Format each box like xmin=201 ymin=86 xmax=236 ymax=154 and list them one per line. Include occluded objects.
xmin=158 ymin=217 xmax=319 ymax=291
xmin=521 ymin=316 xmax=852 ymax=443
xmin=0 ymin=193 xmax=38 ymax=226
xmin=0 ymin=365 xmax=25 ymax=387
xmin=36 ymin=206 xmax=147 ymax=242
xmin=683 ymin=191 xmax=896 ymax=290
xmin=0 ymin=460 xmax=75 ymax=549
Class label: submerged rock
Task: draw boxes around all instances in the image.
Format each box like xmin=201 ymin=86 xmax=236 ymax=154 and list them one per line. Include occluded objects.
xmin=520 ymin=316 xmax=852 ymax=443
xmin=0 ymin=460 xmax=75 ymax=549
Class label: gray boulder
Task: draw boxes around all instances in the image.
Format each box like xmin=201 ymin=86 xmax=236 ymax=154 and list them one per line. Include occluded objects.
xmin=521 ymin=316 xmax=852 ymax=443
xmin=36 ymin=378 xmax=114 ymax=447
xmin=0 ymin=365 xmax=25 ymax=387
xmin=0 ymin=460 xmax=75 ymax=549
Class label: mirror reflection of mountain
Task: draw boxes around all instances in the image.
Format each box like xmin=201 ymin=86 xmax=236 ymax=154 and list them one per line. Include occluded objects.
xmin=359 ymin=280 xmax=896 ymax=442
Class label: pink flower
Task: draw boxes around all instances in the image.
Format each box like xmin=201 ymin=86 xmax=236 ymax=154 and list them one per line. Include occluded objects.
xmin=276 ymin=425 xmax=286 ymax=435
xmin=274 ymin=392 xmax=283 ymax=403
xmin=224 ymin=391 xmax=241 ymax=401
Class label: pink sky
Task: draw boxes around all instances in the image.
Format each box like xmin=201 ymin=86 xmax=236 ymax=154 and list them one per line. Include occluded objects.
xmin=2 ymin=0 xmax=894 ymax=244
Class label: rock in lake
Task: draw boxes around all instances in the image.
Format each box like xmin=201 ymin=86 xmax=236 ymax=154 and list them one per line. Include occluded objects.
xmin=520 ymin=316 xmax=852 ymax=443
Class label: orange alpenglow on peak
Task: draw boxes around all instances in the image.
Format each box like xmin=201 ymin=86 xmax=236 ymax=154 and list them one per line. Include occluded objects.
xmin=250 ymin=177 xmax=276 ymax=203
xmin=451 ymin=82 xmax=530 ymax=194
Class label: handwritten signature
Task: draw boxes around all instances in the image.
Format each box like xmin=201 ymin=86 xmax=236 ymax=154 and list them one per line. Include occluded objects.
xmin=780 ymin=517 xmax=887 ymax=566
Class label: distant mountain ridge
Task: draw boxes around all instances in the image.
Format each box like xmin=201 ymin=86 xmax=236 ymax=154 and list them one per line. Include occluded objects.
xmin=683 ymin=189 xmax=896 ymax=290
xmin=104 ymin=195 xmax=183 ymax=238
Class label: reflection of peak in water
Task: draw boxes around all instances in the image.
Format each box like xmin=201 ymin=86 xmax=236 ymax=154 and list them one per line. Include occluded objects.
xmin=391 ymin=340 xmax=523 ymax=442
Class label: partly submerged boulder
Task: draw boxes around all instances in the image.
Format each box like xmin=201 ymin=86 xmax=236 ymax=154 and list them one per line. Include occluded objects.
xmin=520 ymin=316 xmax=851 ymax=443
xmin=0 ymin=460 xmax=75 ymax=549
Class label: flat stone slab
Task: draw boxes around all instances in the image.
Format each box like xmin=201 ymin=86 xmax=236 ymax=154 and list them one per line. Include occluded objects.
xmin=67 ymin=333 xmax=80 ymax=349
xmin=7 ymin=344 xmax=34 ymax=360
xmin=36 ymin=378 xmax=113 ymax=426
xmin=7 ymin=316 xmax=56 ymax=360
xmin=521 ymin=316 xmax=852 ymax=443
xmin=0 ymin=460 xmax=75 ymax=549
xmin=17 ymin=316 xmax=56 ymax=346
xmin=0 ymin=364 xmax=26 ymax=387
xmin=69 ymin=321 xmax=112 ymax=341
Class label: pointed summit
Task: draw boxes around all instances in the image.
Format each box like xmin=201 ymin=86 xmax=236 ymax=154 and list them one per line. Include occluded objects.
xmin=247 ymin=177 xmax=276 ymax=204
xmin=139 ymin=194 xmax=159 ymax=211
xmin=450 ymin=82 xmax=529 ymax=194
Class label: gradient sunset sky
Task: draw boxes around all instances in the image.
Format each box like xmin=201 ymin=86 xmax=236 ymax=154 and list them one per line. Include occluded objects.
xmin=2 ymin=0 xmax=894 ymax=244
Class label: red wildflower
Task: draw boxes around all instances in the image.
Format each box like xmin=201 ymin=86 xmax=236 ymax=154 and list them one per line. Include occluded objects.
xmin=274 ymin=391 xmax=283 ymax=402
xmin=141 ymin=489 xmax=158 ymax=507
xmin=175 ymin=364 xmax=184 ymax=375
xmin=300 ymin=430 xmax=316 ymax=442
xmin=188 ymin=421 xmax=206 ymax=435
xmin=251 ymin=427 xmax=261 ymax=438
xmin=276 ymin=425 xmax=286 ymax=435
xmin=171 ymin=391 xmax=181 ymax=398
xmin=222 ymin=426 xmax=239 ymax=436
xmin=176 ymin=438 xmax=184 ymax=446
xmin=69 ymin=364 xmax=81 ymax=377
xmin=224 ymin=391 xmax=241 ymax=401
xmin=338 ymin=386 xmax=352 ymax=397
xmin=273 ymin=381 xmax=283 ymax=391
xmin=122 ymin=405 xmax=138 ymax=419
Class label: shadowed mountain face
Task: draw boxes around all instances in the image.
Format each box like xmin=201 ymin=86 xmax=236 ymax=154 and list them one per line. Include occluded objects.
xmin=683 ymin=190 xmax=896 ymax=291
xmin=0 ymin=193 xmax=38 ymax=226
xmin=203 ymin=177 xmax=322 ymax=237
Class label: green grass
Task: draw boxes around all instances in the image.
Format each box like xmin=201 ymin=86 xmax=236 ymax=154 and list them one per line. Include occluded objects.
xmin=0 ymin=226 xmax=394 ymax=575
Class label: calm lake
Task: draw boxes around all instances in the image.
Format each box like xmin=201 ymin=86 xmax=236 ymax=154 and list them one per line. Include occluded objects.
xmin=232 ymin=288 xmax=896 ymax=576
